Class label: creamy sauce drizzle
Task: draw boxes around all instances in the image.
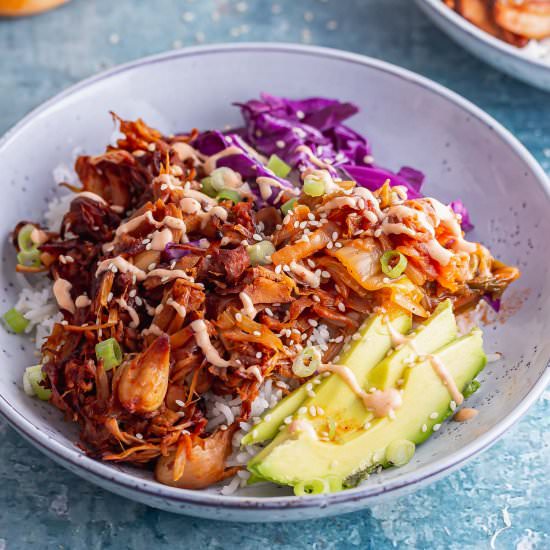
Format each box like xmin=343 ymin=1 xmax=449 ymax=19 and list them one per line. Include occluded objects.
xmin=166 ymin=297 xmax=187 ymax=319
xmin=78 ymin=191 xmax=107 ymax=205
xmin=150 ymin=228 xmax=173 ymax=251
xmin=30 ymin=228 xmax=49 ymax=245
xmin=288 ymin=419 xmax=318 ymax=440
xmin=142 ymin=324 xmax=165 ymax=337
xmin=295 ymin=146 xmax=335 ymax=171
xmin=453 ymin=407 xmax=478 ymax=422
xmin=115 ymin=211 xmax=185 ymax=240
xmin=179 ymin=197 xmax=202 ymax=214
xmin=200 ymin=206 xmax=228 ymax=229
xmin=53 ymin=278 xmax=75 ymax=314
xmin=203 ymin=146 xmax=243 ymax=174
xmin=96 ymin=257 xmax=147 ymax=280
xmin=116 ymin=298 xmax=140 ymax=328
xmin=147 ymin=268 xmax=194 ymax=282
xmin=190 ymin=319 xmax=232 ymax=368
xmin=427 ymin=355 xmax=464 ymax=405
xmin=239 ymin=291 xmax=256 ymax=319
xmin=319 ymin=364 xmax=402 ymax=418
xmin=75 ymin=294 xmax=91 ymax=308
xmin=171 ymin=142 xmax=205 ymax=164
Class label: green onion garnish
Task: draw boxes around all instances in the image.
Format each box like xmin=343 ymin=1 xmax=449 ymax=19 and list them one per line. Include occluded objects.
xmin=216 ymin=189 xmax=242 ymax=203
xmin=385 ymin=439 xmax=415 ymax=467
xmin=201 ymin=177 xmax=217 ymax=197
xmin=380 ymin=250 xmax=408 ymax=279
xmin=463 ymin=379 xmax=480 ymax=398
xmin=293 ymin=478 xmax=330 ymax=496
xmin=281 ymin=197 xmax=297 ymax=216
xmin=267 ymin=154 xmax=291 ymax=178
xmin=292 ymin=346 xmax=321 ymax=378
xmin=17 ymin=248 xmax=41 ymax=268
xmin=24 ymin=365 xmax=52 ymax=401
xmin=17 ymin=224 xmax=36 ymax=251
xmin=303 ymin=174 xmax=326 ymax=197
xmin=95 ymin=338 xmax=123 ymax=371
xmin=3 ymin=308 xmax=29 ymax=334
xmin=246 ymin=240 xmax=276 ymax=266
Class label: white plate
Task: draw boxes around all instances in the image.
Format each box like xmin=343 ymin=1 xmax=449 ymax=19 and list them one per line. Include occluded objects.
xmin=0 ymin=43 xmax=548 ymax=522
xmin=416 ymin=0 xmax=550 ymax=91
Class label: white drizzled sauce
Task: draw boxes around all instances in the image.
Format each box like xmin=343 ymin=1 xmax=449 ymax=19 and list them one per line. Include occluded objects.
xmin=453 ymin=407 xmax=478 ymax=422
xmin=319 ymin=364 xmax=402 ymax=418
xmin=77 ymin=191 xmax=107 ymax=205
xmin=147 ymin=268 xmax=194 ymax=282
xmin=150 ymin=228 xmax=173 ymax=251
xmin=239 ymin=291 xmax=256 ymax=319
xmin=203 ymin=146 xmax=243 ymax=174
xmin=385 ymin=317 xmax=420 ymax=354
xmin=114 ymin=210 xmax=186 ymax=242
xmin=288 ymin=419 xmax=318 ymax=440
xmin=179 ymin=197 xmax=202 ymax=214
xmin=75 ymin=294 xmax=91 ymax=308
xmin=190 ymin=319 xmax=232 ymax=368
xmin=288 ymin=261 xmax=321 ymax=288
xmin=171 ymin=142 xmax=205 ymax=164
xmin=256 ymin=176 xmax=298 ymax=202
xmin=116 ymin=297 xmax=140 ymax=328
xmin=295 ymin=146 xmax=334 ymax=171
xmin=142 ymin=324 xmax=165 ymax=337
xmin=200 ymin=206 xmax=228 ymax=229
xmin=166 ymin=297 xmax=187 ymax=319
xmin=30 ymin=228 xmax=49 ymax=246
xmin=182 ymin=188 xmax=217 ymax=206
xmin=53 ymin=278 xmax=75 ymax=314
xmin=427 ymin=355 xmax=464 ymax=405
xmin=96 ymin=257 xmax=147 ymax=280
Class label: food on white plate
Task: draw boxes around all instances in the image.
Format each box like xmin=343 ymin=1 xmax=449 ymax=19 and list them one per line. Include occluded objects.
xmin=3 ymin=94 xmax=519 ymax=495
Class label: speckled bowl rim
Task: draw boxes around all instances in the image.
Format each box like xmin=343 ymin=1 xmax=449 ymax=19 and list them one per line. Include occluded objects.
xmin=0 ymin=43 xmax=549 ymax=513
xmin=417 ymin=0 xmax=550 ymax=75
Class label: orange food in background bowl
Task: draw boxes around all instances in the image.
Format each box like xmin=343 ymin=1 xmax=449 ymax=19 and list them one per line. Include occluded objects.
xmin=0 ymin=0 xmax=69 ymax=16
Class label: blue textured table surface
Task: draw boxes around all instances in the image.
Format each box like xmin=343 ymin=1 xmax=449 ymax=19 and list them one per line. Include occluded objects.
xmin=1 ymin=1 xmax=549 ymax=548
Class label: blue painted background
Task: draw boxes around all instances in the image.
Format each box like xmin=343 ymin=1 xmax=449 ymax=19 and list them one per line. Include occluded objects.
xmin=0 ymin=1 xmax=549 ymax=548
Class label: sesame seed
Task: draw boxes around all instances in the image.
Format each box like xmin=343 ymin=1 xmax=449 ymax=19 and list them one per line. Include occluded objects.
xmin=253 ymin=330 xmax=261 ymax=337
xmin=235 ymin=313 xmax=243 ymax=322
xmin=326 ymin=241 xmax=334 ymax=249
xmin=256 ymin=352 xmax=262 ymax=359
xmin=337 ymin=303 xmax=346 ymax=312
xmin=305 ymin=383 xmax=313 ymax=391
xmin=429 ymin=412 xmax=439 ymax=420
xmin=276 ymin=140 xmax=285 ymax=149
xmin=175 ymin=399 xmax=184 ymax=407
xmin=253 ymin=233 xmax=262 ymax=241
xmin=299 ymin=221 xmax=307 ymax=229
xmin=331 ymin=232 xmax=338 ymax=241
xmin=264 ymin=308 xmax=273 ymax=317
xmin=335 ymin=242 xmax=343 ymax=248
xmin=298 ymin=407 xmax=307 ymax=415
xmin=421 ymin=424 xmax=428 ymax=433
xmin=352 ymin=333 xmax=361 ymax=340
xmin=450 ymin=400 xmax=457 ymax=411
xmin=363 ymin=422 xmax=371 ymax=430
xmin=220 ymin=425 xmax=228 ymax=431
xmin=282 ymin=264 xmax=290 ymax=272
xmin=145 ymin=243 xmax=152 ymax=250
xmin=317 ymin=407 xmax=324 ymax=415
xmin=293 ymin=221 xmax=300 ymax=229
xmin=308 ymin=319 xmax=318 ymax=327
xmin=274 ymin=264 xmax=282 ymax=274
xmin=264 ymin=414 xmax=272 ymax=422
xmin=147 ymin=262 xmax=156 ymax=271
xmin=107 ymin=292 xmax=113 ymax=302
xmin=134 ymin=296 xmax=143 ymax=306
xmin=312 ymin=295 xmax=321 ymax=303
xmin=307 ymin=259 xmax=316 ymax=268
xmin=284 ymin=416 xmax=293 ymax=425
xmin=321 ymin=271 xmax=330 ymax=278
xmin=135 ymin=433 xmax=143 ymax=440
xmin=388 ymin=410 xmax=396 ymax=420
xmin=309 ymin=406 xmax=317 ymax=417
xmin=433 ymin=423 xmax=442 ymax=431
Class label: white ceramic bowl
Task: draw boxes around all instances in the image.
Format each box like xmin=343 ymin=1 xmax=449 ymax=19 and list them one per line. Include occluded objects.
xmin=0 ymin=43 xmax=548 ymax=522
xmin=416 ymin=0 xmax=550 ymax=92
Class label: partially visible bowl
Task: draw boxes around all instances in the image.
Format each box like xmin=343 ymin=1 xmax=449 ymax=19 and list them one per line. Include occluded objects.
xmin=0 ymin=43 xmax=549 ymax=522
xmin=416 ymin=0 xmax=550 ymax=92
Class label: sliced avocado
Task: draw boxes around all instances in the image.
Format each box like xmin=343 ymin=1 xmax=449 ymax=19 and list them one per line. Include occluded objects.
xmin=241 ymin=309 xmax=411 ymax=446
xmin=248 ymin=329 xmax=486 ymax=490
xmin=368 ymin=299 xmax=457 ymax=390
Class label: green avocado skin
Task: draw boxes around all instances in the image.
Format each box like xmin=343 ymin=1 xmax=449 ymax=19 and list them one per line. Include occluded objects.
xmin=247 ymin=326 xmax=486 ymax=491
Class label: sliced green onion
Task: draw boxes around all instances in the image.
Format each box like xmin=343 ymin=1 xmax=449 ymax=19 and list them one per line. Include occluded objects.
xmin=246 ymin=240 xmax=276 ymax=266
xmin=303 ymin=173 xmax=326 ymax=197
xmin=463 ymin=379 xmax=481 ymax=398
xmin=293 ymin=478 xmax=330 ymax=496
xmin=216 ymin=189 xmax=242 ymax=203
xmin=201 ymin=177 xmax=218 ymax=197
xmin=281 ymin=197 xmax=297 ymax=216
xmin=17 ymin=224 xmax=37 ymax=251
xmin=95 ymin=338 xmax=123 ymax=371
xmin=3 ymin=308 xmax=29 ymax=334
xmin=380 ymin=250 xmax=408 ymax=279
xmin=267 ymin=154 xmax=291 ymax=178
xmin=17 ymin=248 xmax=41 ymax=267
xmin=385 ymin=439 xmax=415 ymax=467
xmin=24 ymin=365 xmax=52 ymax=401
xmin=211 ymin=167 xmax=237 ymax=191
xmin=292 ymin=346 xmax=322 ymax=378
